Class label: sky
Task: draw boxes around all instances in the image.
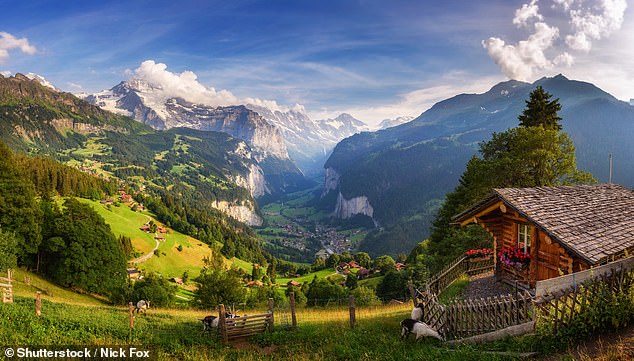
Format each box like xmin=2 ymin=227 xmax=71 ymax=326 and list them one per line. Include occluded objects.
xmin=1 ymin=0 xmax=632 ymax=124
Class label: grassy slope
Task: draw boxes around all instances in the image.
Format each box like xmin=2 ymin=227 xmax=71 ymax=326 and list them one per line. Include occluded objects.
xmin=0 ymin=295 xmax=538 ymax=361
xmin=78 ymin=199 xmax=249 ymax=279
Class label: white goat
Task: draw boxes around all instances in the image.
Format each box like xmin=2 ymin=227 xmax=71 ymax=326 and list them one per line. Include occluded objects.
xmin=200 ymin=312 xmax=236 ymax=331
xmin=134 ymin=300 xmax=150 ymax=314
xmin=411 ymin=303 xmax=423 ymax=321
xmin=400 ymin=318 xmax=443 ymax=341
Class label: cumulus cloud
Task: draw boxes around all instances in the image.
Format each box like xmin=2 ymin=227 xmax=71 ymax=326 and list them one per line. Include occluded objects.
xmin=565 ymin=0 xmax=627 ymax=51
xmin=484 ymin=0 xmax=627 ymax=80
xmin=131 ymin=60 xmax=295 ymax=113
xmin=483 ymin=21 xmax=560 ymax=80
xmin=0 ymin=32 xmax=37 ymax=62
xmin=514 ymin=0 xmax=544 ymax=27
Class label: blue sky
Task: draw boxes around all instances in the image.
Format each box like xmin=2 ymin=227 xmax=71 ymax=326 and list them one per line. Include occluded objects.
xmin=1 ymin=0 xmax=632 ymax=123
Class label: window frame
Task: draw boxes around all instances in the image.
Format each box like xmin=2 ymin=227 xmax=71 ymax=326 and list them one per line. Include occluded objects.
xmin=517 ymin=223 xmax=532 ymax=253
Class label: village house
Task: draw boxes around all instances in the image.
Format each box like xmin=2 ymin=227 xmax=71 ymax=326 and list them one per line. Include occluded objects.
xmin=453 ymin=184 xmax=634 ymax=288
xmin=155 ymin=235 xmax=166 ymax=241
xmin=356 ymin=267 xmax=370 ymax=280
xmin=127 ymin=268 xmax=141 ymax=280
xmin=287 ymin=280 xmax=301 ymax=287
xmin=170 ymin=277 xmax=184 ymax=285
xmin=394 ymin=262 xmax=406 ymax=271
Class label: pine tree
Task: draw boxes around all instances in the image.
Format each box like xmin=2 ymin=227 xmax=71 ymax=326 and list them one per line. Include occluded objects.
xmin=518 ymin=86 xmax=563 ymax=130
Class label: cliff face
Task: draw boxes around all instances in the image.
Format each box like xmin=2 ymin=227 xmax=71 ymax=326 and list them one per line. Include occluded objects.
xmin=322 ymin=167 xmax=340 ymax=196
xmin=334 ymin=192 xmax=374 ymax=220
xmin=230 ymin=163 xmax=269 ymax=198
xmin=212 ymin=200 xmax=263 ymax=226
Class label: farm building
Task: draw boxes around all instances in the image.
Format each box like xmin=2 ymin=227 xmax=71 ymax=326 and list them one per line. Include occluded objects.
xmin=287 ymin=280 xmax=301 ymax=287
xmin=453 ymin=184 xmax=634 ymax=289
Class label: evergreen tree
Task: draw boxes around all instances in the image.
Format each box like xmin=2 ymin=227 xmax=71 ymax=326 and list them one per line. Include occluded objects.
xmin=518 ymin=86 xmax=562 ymax=130
xmin=0 ymin=141 xmax=42 ymax=267
xmin=40 ymin=198 xmax=127 ymax=296
xmin=0 ymin=230 xmax=17 ymax=272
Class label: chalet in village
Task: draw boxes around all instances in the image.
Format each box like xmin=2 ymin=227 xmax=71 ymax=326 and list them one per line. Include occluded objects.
xmin=453 ymin=184 xmax=634 ymax=288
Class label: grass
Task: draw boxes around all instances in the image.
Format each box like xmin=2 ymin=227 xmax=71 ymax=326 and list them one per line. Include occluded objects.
xmin=10 ymin=268 xmax=107 ymax=307
xmin=275 ymin=268 xmax=337 ymax=286
xmin=358 ymin=276 xmax=384 ymax=290
xmin=79 ymin=198 xmax=252 ymax=279
xmin=0 ymin=295 xmax=542 ymax=361
xmin=438 ymin=274 xmax=470 ymax=303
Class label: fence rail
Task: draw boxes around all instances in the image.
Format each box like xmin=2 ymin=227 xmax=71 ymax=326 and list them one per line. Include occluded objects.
xmin=219 ymin=299 xmax=274 ymax=341
xmin=535 ymin=265 xmax=634 ymax=335
xmin=426 ymin=256 xmax=494 ymax=295
xmin=1 ymin=269 xmax=13 ymax=304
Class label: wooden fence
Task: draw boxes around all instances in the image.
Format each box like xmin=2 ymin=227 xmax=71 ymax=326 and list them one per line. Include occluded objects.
xmin=1 ymin=269 xmax=13 ymax=304
xmin=426 ymin=256 xmax=494 ymax=295
xmin=534 ymin=265 xmax=634 ymax=335
xmin=416 ymin=289 xmax=533 ymax=340
xmin=219 ymin=299 xmax=275 ymax=342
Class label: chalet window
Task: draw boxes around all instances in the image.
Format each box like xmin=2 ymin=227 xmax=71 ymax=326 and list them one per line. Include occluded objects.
xmin=517 ymin=224 xmax=532 ymax=253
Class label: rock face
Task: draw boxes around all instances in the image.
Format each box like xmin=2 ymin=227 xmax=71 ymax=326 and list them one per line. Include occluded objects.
xmin=334 ymin=192 xmax=374 ymax=220
xmin=213 ymin=200 xmax=262 ymax=226
xmin=230 ymin=163 xmax=269 ymax=198
xmin=322 ymin=167 xmax=340 ymax=196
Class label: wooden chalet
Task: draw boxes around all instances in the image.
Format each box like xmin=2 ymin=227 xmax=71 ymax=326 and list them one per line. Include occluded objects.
xmin=287 ymin=280 xmax=301 ymax=287
xmin=453 ymin=184 xmax=634 ymax=288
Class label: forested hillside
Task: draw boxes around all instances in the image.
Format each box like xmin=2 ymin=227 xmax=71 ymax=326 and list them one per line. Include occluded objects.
xmin=324 ymin=75 xmax=634 ymax=256
xmin=0 ymin=74 xmax=271 ymax=266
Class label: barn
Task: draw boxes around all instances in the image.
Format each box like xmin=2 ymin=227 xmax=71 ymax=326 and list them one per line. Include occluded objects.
xmin=453 ymin=184 xmax=634 ymax=288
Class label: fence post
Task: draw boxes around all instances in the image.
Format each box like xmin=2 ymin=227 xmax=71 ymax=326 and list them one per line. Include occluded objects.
xmin=219 ymin=304 xmax=228 ymax=342
xmin=268 ymin=298 xmax=275 ymax=332
xmin=349 ymin=295 xmax=356 ymax=328
xmin=129 ymin=302 xmax=134 ymax=329
xmin=7 ymin=269 xmax=12 ymax=283
xmin=289 ymin=292 xmax=297 ymax=329
xmin=408 ymin=282 xmax=417 ymax=306
xmin=35 ymin=291 xmax=42 ymax=317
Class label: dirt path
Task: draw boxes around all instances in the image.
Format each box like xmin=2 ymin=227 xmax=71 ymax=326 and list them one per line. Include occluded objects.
xmin=130 ymin=215 xmax=160 ymax=264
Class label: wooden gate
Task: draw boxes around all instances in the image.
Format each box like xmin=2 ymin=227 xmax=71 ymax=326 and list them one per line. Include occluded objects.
xmin=218 ymin=299 xmax=274 ymax=342
xmin=1 ymin=269 xmax=13 ymax=304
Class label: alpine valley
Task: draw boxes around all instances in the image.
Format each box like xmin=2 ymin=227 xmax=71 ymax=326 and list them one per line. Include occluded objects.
xmin=3 ymin=71 xmax=634 ymax=260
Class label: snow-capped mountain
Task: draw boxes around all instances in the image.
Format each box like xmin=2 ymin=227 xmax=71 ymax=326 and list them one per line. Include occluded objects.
xmin=377 ymin=116 xmax=414 ymax=130
xmin=84 ymin=79 xmax=310 ymax=197
xmin=85 ymin=79 xmax=289 ymax=159
xmin=245 ymin=106 xmax=370 ymax=174
xmin=85 ymin=76 xmax=370 ymax=175
xmin=23 ymin=73 xmax=59 ymax=91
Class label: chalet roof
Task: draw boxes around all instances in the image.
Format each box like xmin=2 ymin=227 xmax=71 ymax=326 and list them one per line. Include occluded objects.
xmin=453 ymin=184 xmax=634 ymax=265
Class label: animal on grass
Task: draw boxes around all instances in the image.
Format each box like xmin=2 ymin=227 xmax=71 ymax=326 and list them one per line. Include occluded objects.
xmin=400 ymin=318 xmax=443 ymax=341
xmin=134 ymin=300 xmax=150 ymax=314
xmin=200 ymin=312 xmax=237 ymax=331
xmin=411 ymin=303 xmax=423 ymax=321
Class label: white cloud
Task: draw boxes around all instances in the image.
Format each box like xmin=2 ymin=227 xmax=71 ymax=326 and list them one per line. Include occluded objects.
xmin=0 ymin=32 xmax=37 ymax=62
xmin=131 ymin=60 xmax=295 ymax=113
xmin=484 ymin=0 xmax=627 ymax=81
xmin=483 ymin=21 xmax=561 ymax=80
xmin=514 ymin=0 xmax=544 ymax=27
xmin=553 ymin=0 xmax=575 ymax=11
xmin=565 ymin=0 xmax=627 ymax=51
xmin=553 ymin=52 xmax=575 ymax=66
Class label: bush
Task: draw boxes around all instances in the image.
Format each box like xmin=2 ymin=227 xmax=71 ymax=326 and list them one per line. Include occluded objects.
xmin=351 ymin=286 xmax=380 ymax=306
xmin=131 ymin=273 xmax=176 ymax=307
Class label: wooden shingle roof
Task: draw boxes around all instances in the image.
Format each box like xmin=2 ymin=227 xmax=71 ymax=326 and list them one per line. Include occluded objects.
xmin=454 ymin=184 xmax=634 ymax=265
